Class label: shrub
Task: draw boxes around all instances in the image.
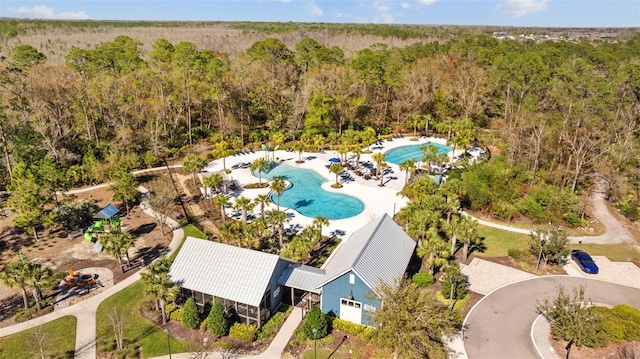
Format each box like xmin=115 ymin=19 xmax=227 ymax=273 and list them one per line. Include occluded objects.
xmin=508 ymin=248 xmax=529 ymax=262
xmin=182 ymin=298 xmax=200 ymax=329
xmin=207 ymin=298 xmax=229 ymax=337
xmin=169 ymin=307 xmax=183 ymax=322
xmin=302 ymin=305 xmax=328 ymax=339
xmin=200 ymin=316 xmax=209 ymax=331
xmin=257 ymin=306 xmax=292 ymax=340
xmin=440 ymin=264 xmax=468 ymax=300
xmin=229 ymin=323 xmax=257 ymax=343
xmin=563 ymin=211 xmax=587 ymax=227
xmin=412 ymin=270 xmax=435 ymax=288
xmin=332 ymin=318 xmax=374 ymax=338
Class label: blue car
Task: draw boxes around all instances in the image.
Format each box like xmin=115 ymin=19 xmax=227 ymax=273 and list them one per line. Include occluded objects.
xmin=571 ymin=250 xmax=599 ymax=274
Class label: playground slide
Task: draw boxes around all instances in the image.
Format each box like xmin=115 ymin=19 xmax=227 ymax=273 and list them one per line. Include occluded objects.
xmin=84 ymin=220 xmax=105 ymax=242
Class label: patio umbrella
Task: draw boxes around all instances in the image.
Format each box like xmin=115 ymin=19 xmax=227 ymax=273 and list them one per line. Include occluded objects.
xmin=329 ymin=157 xmax=340 ymax=163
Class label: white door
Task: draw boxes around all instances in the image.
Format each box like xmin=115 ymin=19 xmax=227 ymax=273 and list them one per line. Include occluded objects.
xmin=339 ymin=298 xmax=362 ymax=325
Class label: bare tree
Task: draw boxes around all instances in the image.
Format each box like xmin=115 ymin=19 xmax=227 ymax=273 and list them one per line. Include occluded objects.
xmin=28 ymin=323 xmax=49 ymax=359
xmin=108 ymin=307 xmax=127 ymax=350
xmin=148 ymin=175 xmax=177 ymax=235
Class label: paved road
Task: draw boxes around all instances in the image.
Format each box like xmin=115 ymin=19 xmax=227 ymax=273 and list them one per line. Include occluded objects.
xmin=463 ymin=276 xmax=640 ymax=359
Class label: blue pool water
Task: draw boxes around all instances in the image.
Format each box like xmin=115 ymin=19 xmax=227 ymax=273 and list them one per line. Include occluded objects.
xmin=384 ymin=142 xmax=451 ymax=165
xmin=256 ymin=164 xmax=364 ymax=220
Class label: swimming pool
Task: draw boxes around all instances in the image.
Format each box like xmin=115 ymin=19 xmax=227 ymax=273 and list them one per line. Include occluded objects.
xmin=257 ymin=164 xmax=364 ymax=220
xmin=384 ymin=142 xmax=451 ymax=165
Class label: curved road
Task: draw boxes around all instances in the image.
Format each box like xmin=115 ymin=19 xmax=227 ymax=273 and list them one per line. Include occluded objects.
xmin=463 ymin=277 xmax=640 ymax=359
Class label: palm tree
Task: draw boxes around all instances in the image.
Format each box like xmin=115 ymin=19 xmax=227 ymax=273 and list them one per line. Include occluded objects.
xmin=0 ymin=259 xmax=31 ymax=309
xmin=183 ymin=154 xmax=207 ymax=185
xmin=101 ymin=230 xmax=136 ymax=272
xmin=416 ymin=237 xmax=450 ymax=275
xmin=409 ymin=115 xmax=422 ymax=137
xmin=459 ymin=216 xmax=480 ymax=260
xmin=423 ymin=114 xmax=434 ymax=135
xmin=140 ymin=257 xmax=179 ymax=324
xmin=254 ymin=194 xmax=271 ymax=218
xmin=269 ymin=176 xmax=287 ymax=211
xmin=218 ymin=221 xmax=240 ymax=244
xmin=372 ymin=152 xmax=388 ymax=187
xmin=329 ymin=163 xmax=344 ymax=186
xmin=202 ymin=173 xmax=223 ymax=202
xmin=250 ymin=157 xmax=268 ymax=186
xmin=26 ymin=263 xmax=52 ymax=311
xmin=352 ymin=146 xmax=362 ymax=170
xmin=439 ymin=179 xmax=466 ymax=223
xmin=399 ymin=158 xmax=417 ymax=185
xmin=234 ymin=196 xmax=255 ymax=226
xmin=213 ymin=140 xmax=231 ymax=172
xmin=267 ymin=209 xmax=288 ymax=248
xmin=312 ymin=215 xmax=330 ymax=243
xmin=442 ymin=215 xmax=462 ymax=256
xmin=213 ymin=194 xmax=229 ymax=222
xmin=293 ymin=141 xmax=305 ymax=163
xmin=241 ymin=223 xmax=260 ymax=249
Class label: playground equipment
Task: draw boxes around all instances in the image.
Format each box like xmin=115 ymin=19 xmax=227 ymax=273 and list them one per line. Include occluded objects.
xmin=84 ymin=204 xmax=121 ymax=243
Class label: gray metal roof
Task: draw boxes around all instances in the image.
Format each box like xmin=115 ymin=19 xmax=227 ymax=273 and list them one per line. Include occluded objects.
xmin=278 ymin=264 xmax=324 ymax=294
xmin=94 ymin=204 xmax=120 ymax=219
xmin=169 ymin=237 xmax=283 ymax=307
xmin=318 ymin=214 xmax=416 ymax=293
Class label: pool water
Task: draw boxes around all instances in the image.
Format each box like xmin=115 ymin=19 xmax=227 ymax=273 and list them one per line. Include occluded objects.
xmin=384 ymin=142 xmax=451 ymax=165
xmin=256 ymin=164 xmax=364 ymax=220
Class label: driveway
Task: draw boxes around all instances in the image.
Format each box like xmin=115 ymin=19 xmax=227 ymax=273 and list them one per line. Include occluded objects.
xmin=463 ymin=277 xmax=640 ymax=359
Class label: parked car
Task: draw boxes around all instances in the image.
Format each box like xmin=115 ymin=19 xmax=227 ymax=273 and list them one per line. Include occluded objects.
xmin=571 ymin=250 xmax=599 ymax=274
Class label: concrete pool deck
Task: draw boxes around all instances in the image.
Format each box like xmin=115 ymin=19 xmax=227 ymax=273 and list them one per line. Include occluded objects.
xmin=201 ymin=136 xmax=454 ymax=240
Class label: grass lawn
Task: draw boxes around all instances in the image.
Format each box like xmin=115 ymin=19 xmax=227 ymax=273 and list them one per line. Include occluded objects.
xmin=475 ymin=226 xmax=530 ymax=257
xmin=569 ymin=243 xmax=640 ymax=262
xmin=182 ymin=223 xmax=207 ymax=239
xmin=96 ymin=281 xmax=189 ymax=358
xmin=0 ymin=315 xmax=76 ymax=358
xmin=303 ymin=348 xmax=351 ymax=359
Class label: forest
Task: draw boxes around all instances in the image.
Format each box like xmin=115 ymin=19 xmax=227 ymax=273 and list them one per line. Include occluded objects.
xmin=1 ymin=20 xmax=640 ymax=230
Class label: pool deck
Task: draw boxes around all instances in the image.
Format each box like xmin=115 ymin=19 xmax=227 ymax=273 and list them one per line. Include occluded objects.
xmin=201 ymin=136 xmax=456 ymax=240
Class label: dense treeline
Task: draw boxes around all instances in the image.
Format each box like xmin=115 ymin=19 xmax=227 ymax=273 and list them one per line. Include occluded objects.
xmin=1 ymin=28 xmax=639 ymax=223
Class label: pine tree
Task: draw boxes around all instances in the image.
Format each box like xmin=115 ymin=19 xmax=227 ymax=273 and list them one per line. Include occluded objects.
xmin=207 ymin=298 xmax=229 ymax=337
xmin=303 ymin=305 xmax=328 ymax=339
xmin=182 ymin=297 xmax=200 ymax=329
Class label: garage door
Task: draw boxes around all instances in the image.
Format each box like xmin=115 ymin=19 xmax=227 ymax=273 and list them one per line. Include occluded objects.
xmin=340 ymin=298 xmax=362 ymax=325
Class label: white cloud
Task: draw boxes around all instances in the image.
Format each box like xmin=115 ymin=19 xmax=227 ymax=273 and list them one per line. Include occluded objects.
xmin=6 ymin=5 xmax=90 ymax=20
xmin=418 ymin=0 xmax=438 ymax=5
xmin=495 ymin=0 xmax=550 ymax=17
xmin=401 ymin=2 xmax=411 ymax=9
xmin=375 ymin=12 xmax=395 ymax=23
xmin=372 ymin=1 xmax=392 ymax=13
xmin=308 ymin=1 xmax=324 ymax=16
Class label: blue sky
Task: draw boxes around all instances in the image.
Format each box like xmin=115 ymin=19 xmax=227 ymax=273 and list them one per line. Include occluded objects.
xmin=1 ymin=1 xmax=638 ymax=28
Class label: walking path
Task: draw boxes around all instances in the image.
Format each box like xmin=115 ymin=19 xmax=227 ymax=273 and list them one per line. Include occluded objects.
xmin=0 ymin=199 xmax=184 ymax=359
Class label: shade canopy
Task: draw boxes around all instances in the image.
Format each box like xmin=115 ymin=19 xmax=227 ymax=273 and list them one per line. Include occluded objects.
xmin=328 ymin=157 xmax=340 ymax=163
xmin=93 ymin=204 xmax=120 ymax=219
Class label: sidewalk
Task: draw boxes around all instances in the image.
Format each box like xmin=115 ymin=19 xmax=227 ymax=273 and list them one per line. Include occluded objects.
xmin=0 ymin=197 xmax=185 ymax=359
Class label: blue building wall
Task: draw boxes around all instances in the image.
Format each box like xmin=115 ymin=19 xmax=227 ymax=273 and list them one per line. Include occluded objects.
xmin=267 ymin=258 xmax=291 ymax=313
xmin=321 ymin=270 xmax=381 ymax=326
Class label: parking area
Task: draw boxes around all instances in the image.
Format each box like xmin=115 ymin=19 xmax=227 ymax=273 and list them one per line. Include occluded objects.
xmin=565 ymin=256 xmax=640 ymax=289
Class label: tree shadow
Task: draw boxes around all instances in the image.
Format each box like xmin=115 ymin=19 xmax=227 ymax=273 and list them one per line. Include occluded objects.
xmin=293 ymin=199 xmax=314 ymax=210
xmin=129 ymin=223 xmax=157 ymax=237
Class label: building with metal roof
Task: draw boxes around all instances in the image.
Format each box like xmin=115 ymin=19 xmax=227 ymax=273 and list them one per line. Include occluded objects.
xmin=169 ymin=214 xmax=415 ymax=327
xmin=169 ymin=237 xmax=292 ymax=327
